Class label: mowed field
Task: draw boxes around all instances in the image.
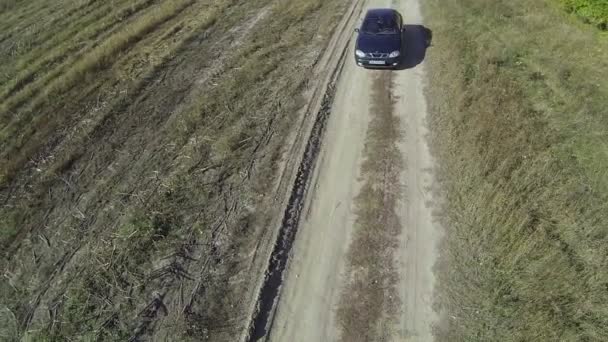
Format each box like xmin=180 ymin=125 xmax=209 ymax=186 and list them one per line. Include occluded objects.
xmin=3 ymin=0 xmax=608 ymax=341
xmin=0 ymin=0 xmax=349 ymax=340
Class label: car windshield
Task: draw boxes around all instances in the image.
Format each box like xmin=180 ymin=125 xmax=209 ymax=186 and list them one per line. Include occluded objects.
xmin=361 ymin=16 xmax=398 ymax=35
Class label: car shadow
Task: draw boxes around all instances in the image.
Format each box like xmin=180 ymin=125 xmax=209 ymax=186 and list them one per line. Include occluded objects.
xmin=395 ymin=25 xmax=432 ymax=70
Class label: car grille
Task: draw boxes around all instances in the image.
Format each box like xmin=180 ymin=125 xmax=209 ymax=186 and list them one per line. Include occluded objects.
xmin=367 ymin=52 xmax=389 ymax=58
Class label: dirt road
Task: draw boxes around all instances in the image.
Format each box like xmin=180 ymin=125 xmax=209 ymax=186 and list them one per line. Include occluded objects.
xmin=266 ymin=0 xmax=441 ymax=341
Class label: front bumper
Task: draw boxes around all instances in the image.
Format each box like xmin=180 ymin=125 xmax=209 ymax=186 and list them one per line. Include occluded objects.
xmin=355 ymin=56 xmax=400 ymax=68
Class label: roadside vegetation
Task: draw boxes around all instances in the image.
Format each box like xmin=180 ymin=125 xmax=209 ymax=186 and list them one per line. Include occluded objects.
xmin=558 ymin=0 xmax=608 ymax=29
xmin=423 ymin=0 xmax=608 ymax=340
xmin=0 ymin=0 xmax=347 ymax=340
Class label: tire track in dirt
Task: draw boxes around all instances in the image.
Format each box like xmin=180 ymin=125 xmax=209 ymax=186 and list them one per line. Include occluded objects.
xmin=246 ymin=74 xmax=341 ymax=342
xmin=243 ymin=1 xmax=365 ymax=340
xmin=392 ymin=1 xmax=441 ymax=339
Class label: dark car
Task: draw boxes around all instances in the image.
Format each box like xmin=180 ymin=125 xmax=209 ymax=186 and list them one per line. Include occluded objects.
xmin=354 ymin=8 xmax=405 ymax=68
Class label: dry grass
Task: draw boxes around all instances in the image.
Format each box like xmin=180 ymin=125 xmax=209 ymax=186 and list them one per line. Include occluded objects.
xmin=2 ymin=0 xmax=193 ymax=115
xmin=423 ymin=0 xmax=608 ymax=340
xmin=336 ymin=72 xmax=404 ymax=342
xmin=0 ymin=0 xmax=194 ymax=182
xmin=1 ymin=1 xmax=148 ymax=104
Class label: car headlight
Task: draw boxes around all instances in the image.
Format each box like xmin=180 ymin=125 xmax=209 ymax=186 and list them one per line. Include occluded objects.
xmin=389 ymin=50 xmax=400 ymax=58
xmin=355 ymin=50 xmax=366 ymax=58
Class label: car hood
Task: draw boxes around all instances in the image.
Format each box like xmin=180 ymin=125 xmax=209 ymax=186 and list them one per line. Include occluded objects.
xmin=356 ymin=33 xmax=401 ymax=53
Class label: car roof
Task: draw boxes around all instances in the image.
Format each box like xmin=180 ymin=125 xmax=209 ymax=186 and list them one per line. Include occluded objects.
xmin=364 ymin=8 xmax=397 ymax=20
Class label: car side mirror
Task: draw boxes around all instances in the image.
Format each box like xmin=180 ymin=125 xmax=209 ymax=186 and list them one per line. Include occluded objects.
xmin=401 ymin=27 xmax=406 ymax=32
xmin=354 ymin=28 xmax=359 ymax=33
